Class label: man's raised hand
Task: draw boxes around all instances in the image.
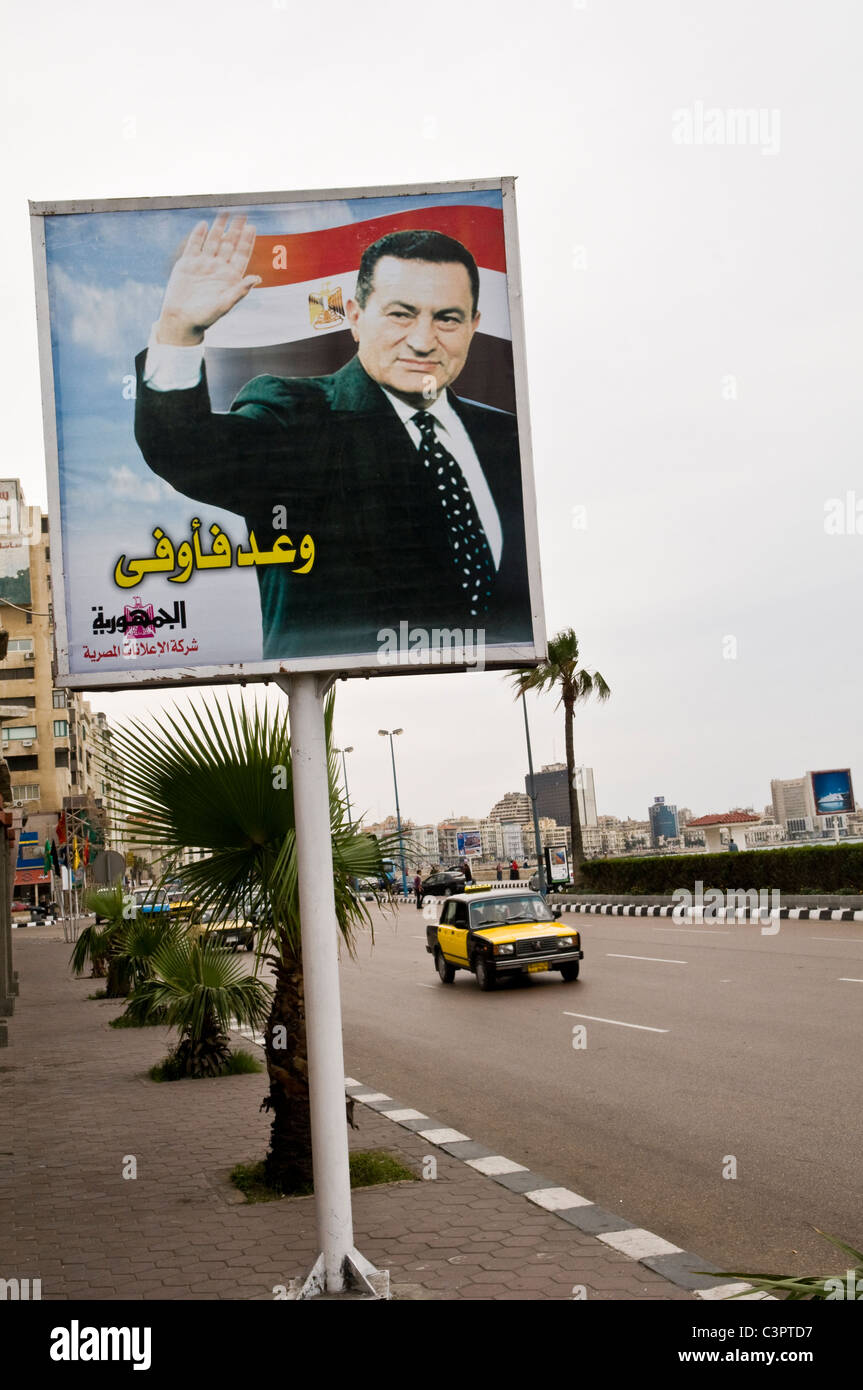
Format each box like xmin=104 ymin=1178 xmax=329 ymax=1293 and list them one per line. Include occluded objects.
xmin=156 ymin=213 xmax=260 ymax=346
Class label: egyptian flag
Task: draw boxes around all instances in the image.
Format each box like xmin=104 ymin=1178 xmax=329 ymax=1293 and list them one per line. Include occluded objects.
xmin=202 ymin=203 xmax=516 ymax=415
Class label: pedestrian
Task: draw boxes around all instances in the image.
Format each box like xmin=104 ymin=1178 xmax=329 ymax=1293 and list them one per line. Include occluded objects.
xmin=461 ymin=858 xmax=473 ymax=884
xmin=496 ymin=861 xmax=503 ymax=881
xmin=509 ymin=859 xmax=519 ymax=880
xmin=413 ymin=871 xmax=423 ymax=910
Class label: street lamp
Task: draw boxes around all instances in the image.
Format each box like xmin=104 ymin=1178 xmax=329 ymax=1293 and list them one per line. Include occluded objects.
xmin=333 ymin=746 xmax=354 ymax=828
xmin=378 ymin=729 xmax=408 ymax=895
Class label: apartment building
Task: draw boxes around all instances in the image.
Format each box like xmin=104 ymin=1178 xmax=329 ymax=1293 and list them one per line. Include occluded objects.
xmin=0 ymin=481 xmax=113 ymax=905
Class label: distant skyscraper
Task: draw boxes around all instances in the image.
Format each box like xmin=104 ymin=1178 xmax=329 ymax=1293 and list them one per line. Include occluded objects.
xmin=771 ymin=777 xmax=816 ymax=828
xmin=648 ymin=796 xmax=679 ymax=846
xmin=525 ymin=763 xmax=597 ymax=828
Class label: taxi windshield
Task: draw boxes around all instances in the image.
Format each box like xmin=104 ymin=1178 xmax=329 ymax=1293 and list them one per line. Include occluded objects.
xmin=469 ymin=895 xmax=555 ymax=928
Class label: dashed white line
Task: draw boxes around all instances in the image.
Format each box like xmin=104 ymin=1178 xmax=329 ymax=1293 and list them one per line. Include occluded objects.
xmin=651 ymin=926 xmax=730 ymax=935
xmin=839 ymin=977 xmax=863 ymax=983
xmin=607 ymin=953 xmax=687 ymax=965
xmin=563 ymin=1011 xmax=669 ymax=1034
xmin=814 ymin=936 xmax=863 ymax=943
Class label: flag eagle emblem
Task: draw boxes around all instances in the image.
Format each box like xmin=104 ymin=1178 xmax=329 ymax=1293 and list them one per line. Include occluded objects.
xmin=308 ymin=282 xmax=345 ymax=330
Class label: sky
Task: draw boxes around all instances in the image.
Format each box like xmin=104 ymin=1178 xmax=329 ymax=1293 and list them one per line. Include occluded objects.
xmin=2 ymin=0 xmax=860 ymax=828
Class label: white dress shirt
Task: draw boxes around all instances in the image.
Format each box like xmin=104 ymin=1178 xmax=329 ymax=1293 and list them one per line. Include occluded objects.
xmin=143 ymin=329 xmax=502 ymax=571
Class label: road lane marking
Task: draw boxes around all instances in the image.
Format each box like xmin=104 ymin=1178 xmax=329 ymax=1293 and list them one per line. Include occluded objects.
xmin=814 ymin=936 xmax=863 ymax=943
xmin=416 ymin=983 xmax=436 ymax=989
xmin=607 ymin=953 xmax=687 ymax=964
xmin=651 ymin=926 xmax=730 ymax=935
xmin=839 ymin=977 xmax=863 ymax=983
xmin=563 ymin=1011 xmax=669 ymax=1033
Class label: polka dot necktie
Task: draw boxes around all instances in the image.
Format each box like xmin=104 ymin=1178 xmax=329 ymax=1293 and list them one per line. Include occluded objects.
xmin=412 ymin=410 xmax=495 ymax=617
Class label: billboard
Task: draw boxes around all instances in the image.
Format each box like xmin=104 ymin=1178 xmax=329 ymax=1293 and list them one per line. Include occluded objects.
xmin=0 ymin=479 xmax=33 ymax=606
xmin=810 ymin=769 xmax=855 ymax=817
xmin=544 ymin=846 xmax=570 ymax=884
xmin=456 ymin=830 xmax=482 ymax=858
xmin=30 ymin=180 xmax=545 ymax=689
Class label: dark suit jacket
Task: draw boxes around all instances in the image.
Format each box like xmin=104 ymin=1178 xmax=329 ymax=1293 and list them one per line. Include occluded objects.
xmin=134 ymin=351 xmax=533 ymax=660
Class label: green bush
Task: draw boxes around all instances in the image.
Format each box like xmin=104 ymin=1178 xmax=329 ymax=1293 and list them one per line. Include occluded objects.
xmin=574 ymin=843 xmax=863 ymax=896
xmin=230 ymin=1150 xmax=417 ymax=1202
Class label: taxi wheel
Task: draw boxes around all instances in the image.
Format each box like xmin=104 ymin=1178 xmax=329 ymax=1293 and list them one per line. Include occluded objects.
xmin=474 ymin=956 xmax=496 ymax=991
xmin=436 ymin=950 xmax=456 ymax=984
xmin=560 ymin=962 xmax=580 ymax=982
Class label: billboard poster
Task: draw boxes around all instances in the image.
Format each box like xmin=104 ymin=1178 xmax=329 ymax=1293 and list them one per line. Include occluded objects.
xmin=544 ymin=845 xmax=569 ymax=883
xmin=456 ymin=830 xmax=482 ymax=858
xmin=810 ymin=768 xmax=854 ymax=817
xmin=0 ymin=478 xmax=33 ymax=606
xmin=30 ymin=180 xmax=545 ymax=689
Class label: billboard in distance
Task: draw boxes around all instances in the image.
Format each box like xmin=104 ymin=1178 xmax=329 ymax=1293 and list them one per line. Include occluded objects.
xmin=810 ymin=768 xmax=855 ymax=817
xmin=0 ymin=478 xmax=33 ymax=606
xmin=456 ymin=830 xmax=482 ymax=858
xmin=30 ymin=180 xmax=544 ymax=689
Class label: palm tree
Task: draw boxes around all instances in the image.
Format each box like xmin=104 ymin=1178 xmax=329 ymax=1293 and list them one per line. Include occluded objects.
xmin=511 ymin=629 xmax=610 ymax=886
xmin=107 ymin=692 xmax=390 ymax=1191
xmin=71 ymin=887 xmax=127 ymax=984
xmin=125 ymin=932 xmax=271 ymax=1077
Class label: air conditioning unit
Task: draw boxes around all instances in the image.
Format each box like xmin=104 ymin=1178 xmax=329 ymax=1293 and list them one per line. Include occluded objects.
xmin=23 ymin=653 xmax=35 ymax=662
xmin=21 ymin=741 xmax=34 ymax=748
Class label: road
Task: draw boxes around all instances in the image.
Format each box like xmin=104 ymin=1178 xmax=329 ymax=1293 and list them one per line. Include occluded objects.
xmin=333 ymin=902 xmax=863 ymax=1274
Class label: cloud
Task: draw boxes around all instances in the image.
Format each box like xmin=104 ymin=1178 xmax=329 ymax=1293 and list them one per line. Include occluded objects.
xmin=108 ymin=464 xmax=160 ymax=503
xmin=50 ymin=266 xmax=161 ymax=362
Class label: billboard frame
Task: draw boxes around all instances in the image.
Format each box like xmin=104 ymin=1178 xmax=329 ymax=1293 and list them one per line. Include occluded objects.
xmin=809 ymin=768 xmax=855 ymax=819
xmin=30 ymin=176 xmax=546 ymax=691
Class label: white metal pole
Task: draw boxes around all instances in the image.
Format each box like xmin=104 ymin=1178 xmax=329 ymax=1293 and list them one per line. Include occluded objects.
xmin=286 ymin=674 xmax=354 ymax=1291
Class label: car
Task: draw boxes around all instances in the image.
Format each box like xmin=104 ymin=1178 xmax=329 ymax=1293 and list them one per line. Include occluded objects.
xmin=425 ymin=887 xmax=583 ymax=990
xmin=129 ymin=887 xmax=171 ymax=915
xmin=422 ymin=868 xmax=466 ymax=897
xmin=192 ymin=908 xmax=255 ymax=952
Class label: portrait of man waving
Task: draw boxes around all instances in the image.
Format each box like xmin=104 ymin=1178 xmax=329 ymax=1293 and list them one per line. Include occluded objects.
xmin=134 ymin=211 xmax=533 ymax=662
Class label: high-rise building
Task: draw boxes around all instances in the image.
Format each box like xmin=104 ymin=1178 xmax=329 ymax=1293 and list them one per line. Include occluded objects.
xmin=771 ymin=777 xmax=816 ymax=829
xmin=525 ymin=763 xmax=598 ymax=829
xmin=488 ymin=791 xmax=533 ymax=824
xmin=0 ymin=481 xmax=113 ymax=907
xmin=648 ymin=796 xmax=679 ymax=846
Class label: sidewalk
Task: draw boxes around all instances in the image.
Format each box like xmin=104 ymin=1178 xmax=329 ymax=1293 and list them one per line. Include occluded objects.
xmin=1 ymin=936 xmax=705 ymax=1301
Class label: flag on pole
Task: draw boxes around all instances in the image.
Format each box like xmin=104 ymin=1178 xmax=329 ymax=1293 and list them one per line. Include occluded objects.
xmin=83 ymin=836 xmax=91 ymax=867
xmin=51 ymin=840 xmax=60 ymax=873
xmin=73 ymin=836 xmax=80 ymax=871
xmin=56 ymin=813 xmax=66 ymax=845
xmin=43 ymin=839 xmax=52 ymax=873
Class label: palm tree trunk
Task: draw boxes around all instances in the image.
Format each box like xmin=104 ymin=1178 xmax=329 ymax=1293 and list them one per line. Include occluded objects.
xmin=262 ymin=955 xmax=314 ymax=1191
xmin=564 ymin=697 xmax=585 ymax=886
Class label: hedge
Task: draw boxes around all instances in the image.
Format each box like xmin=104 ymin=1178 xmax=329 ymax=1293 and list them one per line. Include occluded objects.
xmin=567 ymin=843 xmax=863 ymax=896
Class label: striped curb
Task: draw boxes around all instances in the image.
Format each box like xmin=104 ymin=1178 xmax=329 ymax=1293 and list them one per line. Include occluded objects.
xmin=553 ymin=902 xmax=863 ymax=922
xmin=344 ymin=1079 xmax=774 ymax=1300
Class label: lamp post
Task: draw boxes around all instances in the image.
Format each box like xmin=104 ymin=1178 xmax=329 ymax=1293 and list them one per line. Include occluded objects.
xmin=334 ymin=747 xmax=354 ymax=828
xmin=520 ymin=692 xmax=546 ymax=895
xmin=378 ymin=729 xmax=408 ymax=895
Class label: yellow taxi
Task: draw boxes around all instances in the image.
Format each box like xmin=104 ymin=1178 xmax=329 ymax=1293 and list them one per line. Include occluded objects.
xmin=425 ymin=887 xmax=583 ymax=991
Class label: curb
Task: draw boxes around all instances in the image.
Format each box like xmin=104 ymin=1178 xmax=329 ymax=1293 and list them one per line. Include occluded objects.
xmin=553 ymin=902 xmax=863 ymax=922
xmin=344 ymin=1077 xmax=774 ymax=1301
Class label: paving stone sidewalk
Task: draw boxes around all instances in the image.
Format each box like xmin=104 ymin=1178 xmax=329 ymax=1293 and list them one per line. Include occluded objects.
xmin=1 ymin=937 xmax=697 ymax=1301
